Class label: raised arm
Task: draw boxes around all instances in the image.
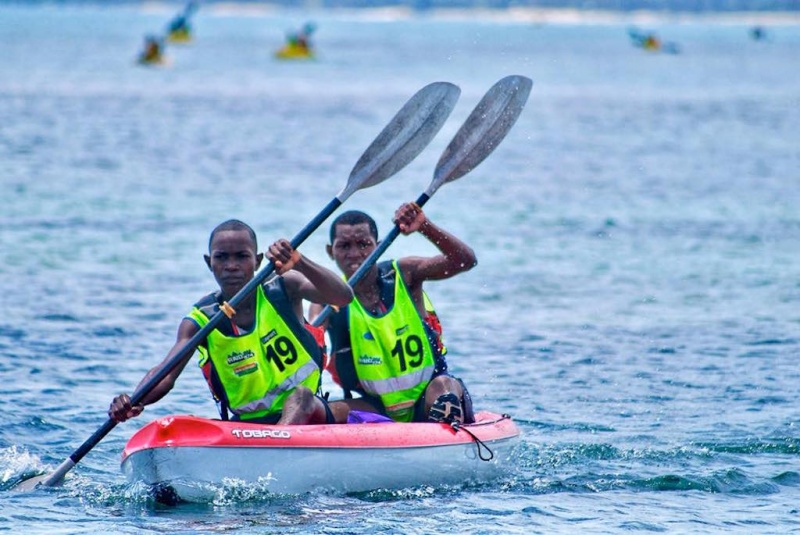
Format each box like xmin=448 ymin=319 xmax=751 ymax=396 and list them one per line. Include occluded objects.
xmin=268 ymin=239 xmax=353 ymax=317
xmin=394 ymin=202 xmax=477 ymax=288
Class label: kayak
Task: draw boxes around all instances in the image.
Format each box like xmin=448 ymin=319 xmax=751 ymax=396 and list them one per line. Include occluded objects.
xmin=274 ymin=42 xmax=314 ymax=60
xmin=167 ymin=28 xmax=192 ymax=44
xmin=121 ymin=410 xmax=519 ymax=503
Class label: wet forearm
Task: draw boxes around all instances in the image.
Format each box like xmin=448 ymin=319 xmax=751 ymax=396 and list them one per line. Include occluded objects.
xmin=133 ymin=368 xmax=174 ymax=406
xmin=295 ymin=255 xmax=354 ymax=307
xmin=418 ymin=219 xmax=477 ymax=270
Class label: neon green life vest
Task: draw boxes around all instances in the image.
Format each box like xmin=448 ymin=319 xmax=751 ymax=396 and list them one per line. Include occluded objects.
xmin=349 ymin=260 xmax=435 ymax=422
xmin=189 ymin=284 xmax=321 ymax=421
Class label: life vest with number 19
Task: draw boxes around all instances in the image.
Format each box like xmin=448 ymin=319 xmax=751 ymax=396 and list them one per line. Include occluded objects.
xmin=189 ymin=281 xmax=321 ymax=421
xmin=348 ymin=260 xmax=435 ymax=422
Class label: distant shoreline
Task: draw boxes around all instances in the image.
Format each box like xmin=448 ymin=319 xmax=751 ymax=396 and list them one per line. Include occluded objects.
xmin=138 ymin=2 xmax=800 ymax=25
xmin=165 ymin=3 xmax=800 ymax=25
xmin=343 ymin=7 xmax=800 ymax=25
xmin=6 ymin=2 xmax=800 ymax=25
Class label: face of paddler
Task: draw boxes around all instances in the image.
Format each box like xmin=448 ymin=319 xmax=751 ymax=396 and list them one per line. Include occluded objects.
xmin=327 ymin=222 xmax=378 ymax=279
xmin=205 ymin=229 xmax=262 ymax=298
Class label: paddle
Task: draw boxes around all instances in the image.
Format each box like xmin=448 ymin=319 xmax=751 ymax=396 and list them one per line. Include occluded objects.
xmin=167 ymin=1 xmax=198 ymax=34
xmin=312 ymin=74 xmax=533 ymax=327
xmin=13 ymin=81 xmax=460 ymax=491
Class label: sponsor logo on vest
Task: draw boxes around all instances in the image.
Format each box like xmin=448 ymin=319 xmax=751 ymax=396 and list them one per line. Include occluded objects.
xmin=227 ymin=349 xmax=255 ymax=365
xmin=395 ymin=325 xmax=409 ymax=336
xmin=358 ymin=355 xmax=382 ymax=366
xmin=362 ymin=331 xmax=375 ymax=341
xmin=231 ymin=428 xmax=291 ymax=439
xmin=260 ymin=329 xmax=278 ymax=346
xmin=234 ymin=362 xmax=258 ymax=377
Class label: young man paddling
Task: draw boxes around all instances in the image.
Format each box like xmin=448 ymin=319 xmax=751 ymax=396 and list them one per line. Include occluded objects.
xmin=109 ymin=219 xmax=353 ymax=425
xmin=310 ymin=203 xmax=477 ymax=424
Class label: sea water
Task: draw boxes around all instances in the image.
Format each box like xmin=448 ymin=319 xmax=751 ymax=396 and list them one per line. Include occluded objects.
xmin=1 ymin=3 xmax=799 ymax=533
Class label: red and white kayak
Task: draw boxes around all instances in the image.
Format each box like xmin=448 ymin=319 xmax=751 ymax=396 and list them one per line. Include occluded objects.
xmin=121 ymin=411 xmax=519 ymax=503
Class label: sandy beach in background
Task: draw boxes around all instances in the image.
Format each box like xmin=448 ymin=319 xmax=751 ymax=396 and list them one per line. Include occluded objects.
xmin=132 ymin=2 xmax=800 ymax=25
xmin=123 ymin=2 xmax=800 ymax=26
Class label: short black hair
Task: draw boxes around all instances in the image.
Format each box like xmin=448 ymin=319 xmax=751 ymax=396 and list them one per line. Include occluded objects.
xmin=208 ymin=219 xmax=257 ymax=252
xmin=329 ymin=210 xmax=378 ymax=244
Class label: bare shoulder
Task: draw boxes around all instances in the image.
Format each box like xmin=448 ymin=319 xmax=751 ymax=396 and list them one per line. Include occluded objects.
xmin=397 ymin=255 xmax=429 ymax=285
xmin=280 ymin=270 xmax=307 ymax=290
xmin=397 ymin=255 xmax=428 ymax=272
xmin=177 ymin=317 xmax=200 ymax=339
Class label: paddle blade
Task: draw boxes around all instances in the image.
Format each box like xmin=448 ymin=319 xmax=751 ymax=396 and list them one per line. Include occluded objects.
xmin=12 ymin=473 xmax=51 ymax=492
xmin=339 ymin=81 xmax=460 ymax=200
xmin=10 ymin=457 xmax=74 ymax=491
xmin=431 ymin=75 xmax=532 ymax=192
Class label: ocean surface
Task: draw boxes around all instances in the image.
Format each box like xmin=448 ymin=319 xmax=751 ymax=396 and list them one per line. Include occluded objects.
xmin=1 ymin=3 xmax=799 ymax=533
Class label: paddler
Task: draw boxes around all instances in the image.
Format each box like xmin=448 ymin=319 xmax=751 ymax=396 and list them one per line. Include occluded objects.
xmin=138 ymin=35 xmax=164 ymax=65
xmin=291 ymin=22 xmax=315 ymax=52
xmin=309 ymin=203 xmax=477 ymax=424
xmin=279 ymin=21 xmax=316 ymax=57
xmin=167 ymin=1 xmax=198 ymax=42
xmin=108 ymin=220 xmax=353 ymax=425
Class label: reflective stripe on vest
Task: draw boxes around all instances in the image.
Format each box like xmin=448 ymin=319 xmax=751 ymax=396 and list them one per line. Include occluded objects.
xmin=233 ymin=359 xmax=319 ymax=415
xmin=189 ymin=284 xmax=320 ymax=420
xmin=349 ymin=260 xmax=435 ymax=422
xmin=358 ymin=365 xmax=435 ymax=396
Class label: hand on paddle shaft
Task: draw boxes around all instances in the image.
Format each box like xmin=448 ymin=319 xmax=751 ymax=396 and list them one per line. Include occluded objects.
xmin=269 ymin=239 xmax=302 ymax=275
xmin=394 ymin=202 xmax=427 ymax=235
xmin=108 ymin=394 xmax=144 ymax=423
xmin=14 ymin=81 xmax=461 ymax=491
xmin=312 ymin=74 xmax=533 ymax=327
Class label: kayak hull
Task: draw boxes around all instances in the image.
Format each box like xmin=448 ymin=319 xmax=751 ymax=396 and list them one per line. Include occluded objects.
xmin=274 ymin=43 xmax=314 ymax=60
xmin=121 ymin=411 xmax=519 ymax=502
xmin=167 ymin=30 xmax=192 ymax=44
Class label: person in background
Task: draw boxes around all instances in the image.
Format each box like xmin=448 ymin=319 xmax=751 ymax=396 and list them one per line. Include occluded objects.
xmin=138 ymin=35 xmax=164 ymax=64
xmin=750 ymin=26 xmax=768 ymax=41
xmin=289 ymin=22 xmax=316 ymax=52
xmin=310 ymin=204 xmax=477 ymax=424
xmin=109 ymin=219 xmax=353 ymax=425
xmin=628 ymin=27 xmax=660 ymax=51
xmin=167 ymin=1 xmax=198 ymax=42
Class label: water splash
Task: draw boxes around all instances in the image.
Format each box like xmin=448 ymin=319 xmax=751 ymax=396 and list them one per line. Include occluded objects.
xmin=0 ymin=445 xmax=46 ymax=491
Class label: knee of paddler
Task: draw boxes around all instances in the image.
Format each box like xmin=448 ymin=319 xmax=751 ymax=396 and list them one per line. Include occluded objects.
xmin=291 ymin=385 xmax=315 ymax=404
